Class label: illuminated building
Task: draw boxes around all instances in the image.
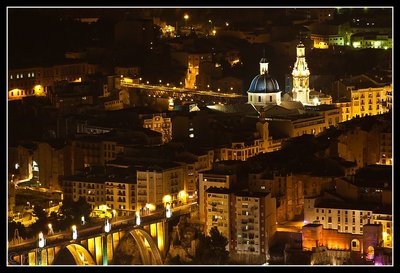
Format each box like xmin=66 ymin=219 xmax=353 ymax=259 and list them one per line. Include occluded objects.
xmin=351 ymin=33 xmax=392 ymax=49
xmin=198 ymin=170 xmax=237 ymax=222
xmin=105 ymin=180 xmax=137 ymax=216
xmin=334 ymin=75 xmax=391 ymax=121
xmin=303 ymin=104 xmax=342 ymax=128
xmin=205 ymin=187 xmax=232 ymax=249
xmin=301 ymin=222 xmax=389 ymax=264
xmin=217 ymin=120 xmax=281 ymax=161
xmin=291 ymin=42 xmax=310 ymax=105
xmin=175 ymin=149 xmax=214 ymax=201
xmin=185 ymin=53 xmax=213 ymax=89
xmin=304 ymin=196 xmax=392 ymax=248
xmin=62 ymin=176 xmax=107 ymax=211
xmin=143 ymin=114 xmax=172 ymax=144
xmin=247 ymin=58 xmax=281 ymax=108
xmin=8 ymin=85 xmax=46 ymax=101
xmin=231 ymin=191 xmax=276 ymax=259
xmin=61 ymin=168 xmax=137 ymax=216
xmin=310 ymin=34 xmax=345 ymax=49
xmin=135 ymin=162 xmax=184 ymax=210
xmin=309 ymin=90 xmax=332 ymax=105
xmin=8 ymin=62 xmax=98 ymax=101
xmin=204 ymin=188 xmax=277 ymax=260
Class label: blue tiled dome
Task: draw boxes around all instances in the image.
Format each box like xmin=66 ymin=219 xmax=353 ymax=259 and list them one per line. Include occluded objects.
xmin=248 ymin=74 xmax=280 ymax=94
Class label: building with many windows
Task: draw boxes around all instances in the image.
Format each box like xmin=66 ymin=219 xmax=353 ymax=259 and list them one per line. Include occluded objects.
xmin=231 ymin=191 xmax=276 ymax=259
xmin=198 ymin=169 xmax=237 ymax=222
xmin=142 ymin=113 xmax=172 ymax=144
xmin=334 ymin=75 xmax=391 ymax=121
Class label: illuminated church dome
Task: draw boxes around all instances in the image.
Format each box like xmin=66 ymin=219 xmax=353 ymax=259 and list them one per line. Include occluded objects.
xmin=248 ymin=74 xmax=280 ymax=94
xmin=247 ymin=58 xmax=281 ymax=106
xmin=247 ymin=58 xmax=280 ymax=94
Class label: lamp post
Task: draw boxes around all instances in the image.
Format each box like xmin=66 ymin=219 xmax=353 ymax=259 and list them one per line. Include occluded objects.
xmin=135 ymin=211 xmax=141 ymax=226
xmin=184 ymin=14 xmax=189 ymax=27
xmin=103 ymin=217 xmax=111 ymax=265
xmin=47 ymin=223 xmax=54 ymax=235
xmin=112 ymin=209 xmax=116 ymax=220
xmin=165 ymin=202 xmax=172 ymax=218
xmin=37 ymin=232 xmax=45 ymax=265
xmin=72 ymin=225 xmax=77 ymax=240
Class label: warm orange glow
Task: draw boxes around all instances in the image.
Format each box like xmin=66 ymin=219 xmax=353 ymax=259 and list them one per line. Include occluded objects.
xmin=163 ymin=195 xmax=172 ymax=203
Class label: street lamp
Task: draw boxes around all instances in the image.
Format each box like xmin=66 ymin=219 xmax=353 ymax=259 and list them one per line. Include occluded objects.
xmin=165 ymin=203 xmax=172 ymax=218
xmin=81 ymin=216 xmax=86 ymax=226
xmin=184 ymin=14 xmax=189 ymax=27
xmin=72 ymin=225 xmax=78 ymax=240
xmin=48 ymin=223 xmax=54 ymax=235
xmin=103 ymin=217 xmax=111 ymax=265
xmin=37 ymin=232 xmax=45 ymax=265
xmin=112 ymin=209 xmax=116 ymax=219
xmin=135 ymin=211 xmax=141 ymax=226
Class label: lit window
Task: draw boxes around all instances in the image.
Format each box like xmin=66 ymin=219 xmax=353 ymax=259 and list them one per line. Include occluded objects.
xmin=32 ymin=72 xmax=35 ymax=77
xmin=28 ymin=73 xmax=31 ymax=77
xmin=10 ymin=75 xmax=13 ymax=79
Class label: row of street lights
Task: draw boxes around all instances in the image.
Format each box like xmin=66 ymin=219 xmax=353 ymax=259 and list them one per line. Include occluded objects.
xmin=37 ymin=216 xmax=109 ymax=265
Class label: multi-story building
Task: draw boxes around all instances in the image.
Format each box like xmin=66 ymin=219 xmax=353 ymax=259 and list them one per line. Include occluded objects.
xmin=61 ymin=176 xmax=107 ymax=211
xmin=334 ymin=75 xmax=391 ymax=120
xmin=351 ymin=33 xmax=392 ymax=49
xmin=204 ymin=188 xmax=277 ymax=262
xmin=8 ymin=62 xmax=99 ymax=100
xmin=231 ymin=191 xmax=277 ymax=260
xmin=217 ymin=120 xmax=282 ymax=161
xmin=71 ymin=137 xmax=119 ymax=172
xmin=142 ymin=113 xmax=172 ymax=144
xmin=61 ymin=167 xmax=137 ymax=216
xmin=185 ymin=53 xmax=213 ymax=89
xmin=378 ymin=128 xmax=392 ymax=165
xmin=336 ymin=117 xmax=392 ymax=168
xmin=136 ymin=162 xmax=185 ymax=210
xmin=248 ymin=171 xmax=304 ymax=222
xmin=304 ymin=198 xmax=392 ymax=248
xmin=33 ymin=141 xmax=71 ymax=190
xmin=175 ymin=149 xmax=214 ymax=201
xmin=267 ymin=114 xmax=327 ymax=138
xmin=204 ymin=187 xmax=232 ymax=248
xmin=198 ymin=169 xmax=237 ymax=222
xmin=105 ymin=179 xmax=137 ymax=216
xmin=304 ymin=104 xmax=342 ymax=128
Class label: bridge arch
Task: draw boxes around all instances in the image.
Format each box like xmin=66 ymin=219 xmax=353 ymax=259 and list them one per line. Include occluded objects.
xmin=52 ymin=243 xmax=96 ymax=265
xmin=112 ymin=228 xmax=163 ymax=265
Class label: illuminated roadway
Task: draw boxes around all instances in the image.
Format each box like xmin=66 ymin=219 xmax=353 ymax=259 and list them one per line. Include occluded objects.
xmin=121 ymin=82 xmax=246 ymax=99
xmin=8 ymin=202 xmax=197 ymax=254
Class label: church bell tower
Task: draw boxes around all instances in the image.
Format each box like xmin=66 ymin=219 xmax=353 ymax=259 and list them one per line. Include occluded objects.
xmin=292 ymin=42 xmax=310 ymax=104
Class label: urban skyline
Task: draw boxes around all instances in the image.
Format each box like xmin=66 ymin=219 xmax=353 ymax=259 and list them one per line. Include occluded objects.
xmin=7 ymin=6 xmax=393 ymax=266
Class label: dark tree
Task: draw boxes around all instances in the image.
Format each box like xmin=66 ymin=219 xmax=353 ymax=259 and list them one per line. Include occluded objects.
xmin=8 ymin=221 xmax=28 ymax=241
xmin=193 ymin=226 xmax=229 ymax=265
xmin=30 ymin=205 xmax=49 ymax=235
xmin=59 ymin=197 xmax=92 ymax=229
